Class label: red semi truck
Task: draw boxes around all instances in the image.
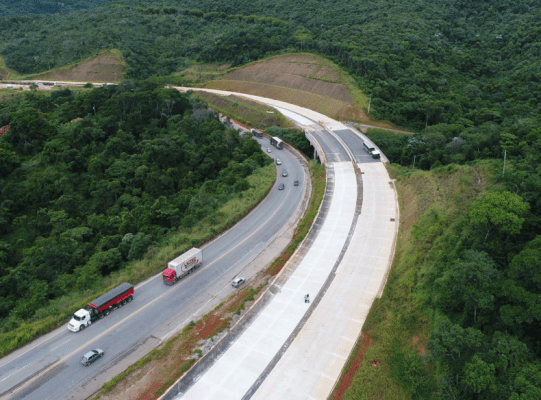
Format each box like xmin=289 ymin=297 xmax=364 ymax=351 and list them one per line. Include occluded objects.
xmin=68 ymin=282 xmax=134 ymax=332
xmin=163 ymin=248 xmax=203 ymax=285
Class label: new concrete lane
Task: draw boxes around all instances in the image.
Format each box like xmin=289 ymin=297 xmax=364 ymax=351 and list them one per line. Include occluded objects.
xmin=0 ymin=139 xmax=308 ymax=400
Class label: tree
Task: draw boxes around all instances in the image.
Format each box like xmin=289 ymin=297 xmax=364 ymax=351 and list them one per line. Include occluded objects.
xmin=440 ymin=250 xmax=500 ymax=322
xmin=500 ymin=236 xmax=541 ymax=326
xmin=469 ymin=191 xmax=529 ymax=243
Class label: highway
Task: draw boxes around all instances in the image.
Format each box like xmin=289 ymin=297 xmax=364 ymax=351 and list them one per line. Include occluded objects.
xmin=0 ymin=136 xmax=309 ymax=400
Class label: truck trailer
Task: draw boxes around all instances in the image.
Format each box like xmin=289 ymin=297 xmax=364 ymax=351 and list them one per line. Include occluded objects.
xmin=251 ymin=128 xmax=263 ymax=138
xmin=68 ymin=282 xmax=134 ymax=332
xmin=162 ymin=248 xmax=203 ymax=285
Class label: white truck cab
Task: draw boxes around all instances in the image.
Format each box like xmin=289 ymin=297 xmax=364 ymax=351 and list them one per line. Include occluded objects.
xmin=68 ymin=309 xmax=92 ymax=332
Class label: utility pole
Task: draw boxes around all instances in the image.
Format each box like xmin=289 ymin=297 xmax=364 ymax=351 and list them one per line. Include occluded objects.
xmin=368 ymin=94 xmax=371 ymax=113
xmin=502 ymin=150 xmax=507 ymax=177
xmin=412 ymin=155 xmax=417 ymax=170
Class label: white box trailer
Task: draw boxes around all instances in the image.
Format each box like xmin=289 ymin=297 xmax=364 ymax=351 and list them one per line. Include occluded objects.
xmin=162 ymin=248 xmax=203 ymax=285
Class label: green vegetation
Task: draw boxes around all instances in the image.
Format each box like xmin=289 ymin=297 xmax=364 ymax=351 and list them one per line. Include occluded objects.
xmin=193 ymin=92 xmax=294 ymax=129
xmin=2 ymin=0 xmax=541 ymax=397
xmin=0 ymin=82 xmax=276 ymax=356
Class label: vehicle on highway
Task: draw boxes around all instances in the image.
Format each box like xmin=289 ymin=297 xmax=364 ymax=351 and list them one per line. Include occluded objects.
xmin=278 ymin=183 xmax=285 ymax=190
xmin=163 ymin=247 xmax=203 ymax=285
xmin=267 ymin=148 xmax=272 ymax=153
xmin=231 ymin=277 xmax=246 ymax=288
xmin=363 ymin=141 xmax=381 ymax=159
xmin=270 ymin=136 xmax=284 ymax=149
xmin=251 ymin=128 xmax=263 ymax=138
xmin=4 ymin=84 xmax=13 ymax=88
xmin=282 ymin=170 xmax=288 ymax=177
xmin=276 ymin=159 xmax=282 ymax=165
xmin=68 ymin=283 xmax=134 ymax=332
xmin=80 ymin=349 xmax=104 ymax=366
xmin=294 ymin=180 xmax=299 ymax=186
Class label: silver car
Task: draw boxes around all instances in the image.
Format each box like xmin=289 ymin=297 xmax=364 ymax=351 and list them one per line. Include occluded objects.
xmin=81 ymin=349 xmax=104 ymax=366
xmin=231 ymin=277 xmax=246 ymax=288
xmin=282 ymin=170 xmax=288 ymax=177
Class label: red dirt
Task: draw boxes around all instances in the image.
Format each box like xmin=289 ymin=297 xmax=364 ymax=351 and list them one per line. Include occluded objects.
xmin=137 ymin=379 xmax=163 ymax=400
xmin=194 ymin=314 xmax=227 ymax=340
xmin=332 ymin=330 xmax=376 ymax=400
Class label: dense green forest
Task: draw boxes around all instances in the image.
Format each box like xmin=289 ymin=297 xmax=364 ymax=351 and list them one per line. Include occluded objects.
xmin=0 ymin=82 xmax=270 ymax=325
xmin=1 ymin=0 xmax=541 ymax=131
xmin=0 ymin=0 xmax=112 ymax=16
xmin=2 ymin=0 xmax=541 ymax=398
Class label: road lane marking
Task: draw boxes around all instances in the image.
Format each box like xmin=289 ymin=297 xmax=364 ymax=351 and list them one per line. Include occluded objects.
xmin=1 ymin=176 xmax=291 ymax=400
xmin=0 ymin=329 xmax=64 ymax=369
xmin=49 ymin=339 xmax=71 ymax=352
xmin=0 ymin=361 xmax=33 ymax=383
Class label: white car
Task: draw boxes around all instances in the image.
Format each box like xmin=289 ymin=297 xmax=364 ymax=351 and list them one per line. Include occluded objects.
xmin=276 ymin=159 xmax=282 ymax=165
xmin=231 ymin=277 xmax=246 ymax=288
xmin=267 ymin=148 xmax=272 ymax=153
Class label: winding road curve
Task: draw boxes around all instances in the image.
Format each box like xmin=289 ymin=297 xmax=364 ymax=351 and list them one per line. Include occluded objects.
xmin=0 ymin=81 xmax=398 ymax=400
xmin=0 ymin=88 xmax=310 ymax=400
xmin=164 ymin=88 xmax=398 ymax=400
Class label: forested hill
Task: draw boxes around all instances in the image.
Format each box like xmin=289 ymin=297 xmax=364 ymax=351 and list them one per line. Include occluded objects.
xmin=1 ymin=0 xmax=540 ymax=130
xmin=0 ymin=82 xmax=270 ymax=330
xmin=0 ymin=1 xmax=112 ymax=16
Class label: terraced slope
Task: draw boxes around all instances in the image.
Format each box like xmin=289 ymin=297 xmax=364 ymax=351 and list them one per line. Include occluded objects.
xmin=204 ymin=53 xmax=381 ymax=126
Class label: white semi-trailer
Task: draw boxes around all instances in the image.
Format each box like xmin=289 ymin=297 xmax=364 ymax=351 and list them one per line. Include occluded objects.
xmin=162 ymin=248 xmax=203 ymax=285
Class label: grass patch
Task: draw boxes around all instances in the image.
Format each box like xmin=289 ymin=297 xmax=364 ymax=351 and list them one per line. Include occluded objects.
xmin=194 ymin=91 xmax=294 ymax=129
xmin=0 ymin=163 xmax=276 ymax=358
xmin=205 ymin=80 xmax=346 ymax=120
xmin=333 ymin=161 xmax=497 ymax=400
xmin=300 ymin=73 xmax=339 ymax=83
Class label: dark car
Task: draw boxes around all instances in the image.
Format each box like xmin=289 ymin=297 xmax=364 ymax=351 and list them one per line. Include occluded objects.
xmin=81 ymin=349 xmax=104 ymax=366
xmin=278 ymin=183 xmax=285 ymax=190
xmin=294 ymin=180 xmax=299 ymax=186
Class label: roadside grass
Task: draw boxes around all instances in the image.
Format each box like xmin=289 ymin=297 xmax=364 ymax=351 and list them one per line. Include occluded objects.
xmin=0 ymin=163 xmax=276 ymax=358
xmin=205 ymin=80 xmax=346 ymax=117
xmin=175 ymin=63 xmax=230 ymax=85
xmin=193 ymin=91 xmax=294 ymax=129
xmin=332 ymin=161 xmax=497 ymax=400
xmin=0 ymin=56 xmax=19 ymax=80
xmin=90 ymin=159 xmax=326 ymax=400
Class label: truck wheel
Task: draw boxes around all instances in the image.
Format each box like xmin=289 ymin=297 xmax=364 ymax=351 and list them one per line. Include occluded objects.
xmin=121 ymin=299 xmax=127 ymax=306
xmin=105 ymin=309 xmax=110 ymax=316
xmin=117 ymin=302 xmax=122 ymax=308
xmin=127 ymin=296 xmax=133 ymax=302
xmin=79 ymin=325 xmax=85 ymax=331
xmin=98 ymin=313 xmax=104 ymax=319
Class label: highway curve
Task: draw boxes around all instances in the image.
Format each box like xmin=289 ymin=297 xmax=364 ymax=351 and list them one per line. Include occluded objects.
xmin=0 ymin=134 xmax=309 ymax=400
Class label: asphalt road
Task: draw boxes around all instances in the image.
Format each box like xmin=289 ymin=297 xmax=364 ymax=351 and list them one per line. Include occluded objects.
xmin=0 ymin=138 xmax=307 ymax=400
xmin=308 ymin=127 xmax=350 ymax=163
xmin=332 ymin=129 xmax=381 ymax=164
